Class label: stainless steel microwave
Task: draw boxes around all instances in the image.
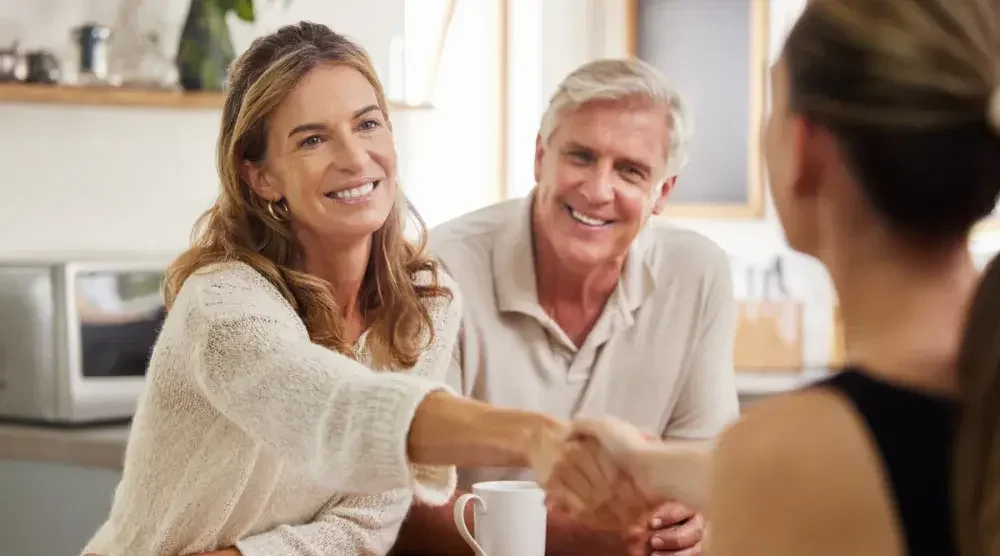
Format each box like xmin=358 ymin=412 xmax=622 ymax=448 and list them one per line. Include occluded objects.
xmin=0 ymin=257 xmax=170 ymax=424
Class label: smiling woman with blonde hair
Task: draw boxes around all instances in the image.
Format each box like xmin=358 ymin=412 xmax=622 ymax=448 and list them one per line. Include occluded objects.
xmin=80 ymin=22 xmax=613 ymax=556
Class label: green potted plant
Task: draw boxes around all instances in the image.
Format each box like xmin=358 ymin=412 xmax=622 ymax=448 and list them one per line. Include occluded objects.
xmin=175 ymin=0 xmax=255 ymax=91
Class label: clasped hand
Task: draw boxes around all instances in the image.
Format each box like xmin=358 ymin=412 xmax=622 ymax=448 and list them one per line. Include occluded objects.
xmin=530 ymin=416 xmax=663 ymax=530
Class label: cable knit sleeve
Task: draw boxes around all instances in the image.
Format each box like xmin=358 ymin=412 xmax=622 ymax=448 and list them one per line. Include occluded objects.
xmin=232 ymin=268 xmax=463 ymax=556
xmin=183 ymin=264 xmax=457 ymax=499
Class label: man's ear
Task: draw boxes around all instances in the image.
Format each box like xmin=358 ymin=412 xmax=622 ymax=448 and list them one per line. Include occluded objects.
xmin=534 ymin=134 xmax=545 ymax=184
xmin=240 ymin=160 xmax=281 ymax=202
xmin=652 ymin=176 xmax=678 ymax=215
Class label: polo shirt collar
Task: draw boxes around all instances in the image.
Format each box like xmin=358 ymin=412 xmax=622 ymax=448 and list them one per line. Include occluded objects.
xmin=492 ymin=191 xmax=658 ymax=325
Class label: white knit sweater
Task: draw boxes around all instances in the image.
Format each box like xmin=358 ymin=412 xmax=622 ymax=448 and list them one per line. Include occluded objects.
xmin=82 ymin=261 xmax=461 ymax=556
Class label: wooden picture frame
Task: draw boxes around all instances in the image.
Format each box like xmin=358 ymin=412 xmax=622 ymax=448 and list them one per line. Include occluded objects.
xmin=626 ymin=0 xmax=770 ymax=219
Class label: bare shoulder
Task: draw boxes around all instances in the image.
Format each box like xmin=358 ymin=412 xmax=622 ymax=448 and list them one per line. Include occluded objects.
xmin=707 ymin=388 xmax=903 ymax=556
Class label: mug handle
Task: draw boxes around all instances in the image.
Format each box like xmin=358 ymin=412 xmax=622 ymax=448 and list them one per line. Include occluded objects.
xmin=453 ymin=492 xmax=488 ymax=556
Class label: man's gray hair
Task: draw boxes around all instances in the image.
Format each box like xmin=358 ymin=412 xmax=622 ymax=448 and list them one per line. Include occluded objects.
xmin=538 ymin=58 xmax=693 ymax=179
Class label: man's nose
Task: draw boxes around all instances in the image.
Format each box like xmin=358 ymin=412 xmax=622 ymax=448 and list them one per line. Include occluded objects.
xmin=578 ymin=166 xmax=615 ymax=203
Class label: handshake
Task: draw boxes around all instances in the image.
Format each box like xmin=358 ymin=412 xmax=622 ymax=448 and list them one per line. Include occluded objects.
xmin=527 ymin=416 xmax=709 ymax=532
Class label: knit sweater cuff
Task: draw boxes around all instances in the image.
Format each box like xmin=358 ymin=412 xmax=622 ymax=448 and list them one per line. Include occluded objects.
xmin=367 ymin=373 xmax=458 ymax=503
xmin=410 ymin=461 xmax=458 ymax=506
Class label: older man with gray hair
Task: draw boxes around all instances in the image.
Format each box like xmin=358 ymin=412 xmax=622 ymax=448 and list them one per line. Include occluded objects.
xmin=392 ymin=58 xmax=738 ymax=556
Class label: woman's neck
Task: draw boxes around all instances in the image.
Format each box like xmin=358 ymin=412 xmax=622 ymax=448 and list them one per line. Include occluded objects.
xmin=829 ymin=241 xmax=978 ymax=394
xmin=296 ymin=228 xmax=372 ymax=324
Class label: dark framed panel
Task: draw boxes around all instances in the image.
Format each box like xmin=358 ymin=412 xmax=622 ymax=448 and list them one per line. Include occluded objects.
xmin=627 ymin=0 xmax=769 ymax=218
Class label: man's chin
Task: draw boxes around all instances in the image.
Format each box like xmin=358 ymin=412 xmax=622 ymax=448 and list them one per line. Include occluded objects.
xmin=554 ymin=244 xmax=618 ymax=273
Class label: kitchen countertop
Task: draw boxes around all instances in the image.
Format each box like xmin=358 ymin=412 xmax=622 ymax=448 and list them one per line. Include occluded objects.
xmin=735 ymin=368 xmax=833 ymax=396
xmin=0 ymin=422 xmax=129 ymax=470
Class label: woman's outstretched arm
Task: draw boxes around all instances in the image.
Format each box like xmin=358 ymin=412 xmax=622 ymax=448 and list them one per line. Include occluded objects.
xmin=568 ymin=389 xmax=905 ymax=556
xmin=185 ymin=266 xmax=565 ymax=501
xmin=570 ymin=417 xmax=714 ymax=512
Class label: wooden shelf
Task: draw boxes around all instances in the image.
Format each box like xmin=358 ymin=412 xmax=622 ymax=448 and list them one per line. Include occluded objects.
xmin=0 ymin=82 xmax=223 ymax=110
xmin=0 ymin=82 xmax=433 ymax=111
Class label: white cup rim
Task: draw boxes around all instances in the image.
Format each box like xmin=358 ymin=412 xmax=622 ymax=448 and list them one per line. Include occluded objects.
xmin=472 ymin=480 xmax=541 ymax=492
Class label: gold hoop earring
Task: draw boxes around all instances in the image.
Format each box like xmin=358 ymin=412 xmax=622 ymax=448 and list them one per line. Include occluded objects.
xmin=266 ymin=199 xmax=289 ymax=222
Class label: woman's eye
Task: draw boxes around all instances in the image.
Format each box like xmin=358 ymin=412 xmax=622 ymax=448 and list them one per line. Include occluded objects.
xmin=299 ymin=135 xmax=323 ymax=148
xmin=357 ymin=119 xmax=381 ymax=132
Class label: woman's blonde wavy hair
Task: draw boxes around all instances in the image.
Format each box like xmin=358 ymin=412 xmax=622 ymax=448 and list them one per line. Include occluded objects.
xmin=163 ymin=22 xmax=450 ymax=370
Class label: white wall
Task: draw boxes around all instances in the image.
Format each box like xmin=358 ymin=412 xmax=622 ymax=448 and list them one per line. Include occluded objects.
xmin=0 ymin=0 xmax=503 ymax=255
xmin=399 ymin=0 xmax=504 ymax=227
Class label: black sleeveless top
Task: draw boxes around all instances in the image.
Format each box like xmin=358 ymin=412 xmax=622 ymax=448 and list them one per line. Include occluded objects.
xmin=816 ymin=369 xmax=958 ymax=556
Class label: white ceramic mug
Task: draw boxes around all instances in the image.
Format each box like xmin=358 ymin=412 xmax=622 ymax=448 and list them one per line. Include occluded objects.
xmin=452 ymin=480 xmax=547 ymax=556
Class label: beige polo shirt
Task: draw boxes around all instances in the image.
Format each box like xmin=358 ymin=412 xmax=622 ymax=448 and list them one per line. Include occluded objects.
xmin=429 ymin=196 xmax=739 ymax=487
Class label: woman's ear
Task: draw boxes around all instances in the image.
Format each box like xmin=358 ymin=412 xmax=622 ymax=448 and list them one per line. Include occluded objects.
xmin=790 ymin=116 xmax=840 ymax=201
xmin=241 ymin=160 xmax=281 ymax=201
